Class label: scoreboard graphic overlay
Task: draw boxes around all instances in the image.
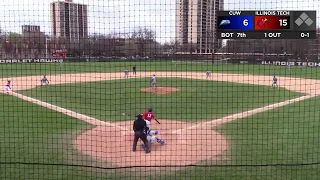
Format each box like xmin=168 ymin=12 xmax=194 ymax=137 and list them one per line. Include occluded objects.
xmin=217 ymin=11 xmax=316 ymax=39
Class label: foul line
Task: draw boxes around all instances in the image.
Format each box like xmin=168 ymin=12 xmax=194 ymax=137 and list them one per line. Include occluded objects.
xmin=9 ymin=91 xmax=315 ymax=135
xmin=6 ymin=72 xmax=317 ymax=136
xmin=10 ymin=91 xmax=129 ymax=131
xmin=172 ymin=95 xmax=315 ymax=134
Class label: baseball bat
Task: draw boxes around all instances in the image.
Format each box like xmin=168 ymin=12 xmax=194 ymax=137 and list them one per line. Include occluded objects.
xmin=155 ymin=118 xmax=160 ymax=124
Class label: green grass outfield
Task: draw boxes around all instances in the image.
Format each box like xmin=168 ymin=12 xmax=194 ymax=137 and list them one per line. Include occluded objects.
xmin=2 ymin=62 xmax=320 ymax=179
xmin=18 ymin=78 xmax=300 ymax=121
xmin=0 ymin=94 xmax=118 ymax=179
xmin=1 ymin=61 xmax=320 ymax=79
xmin=163 ymin=96 xmax=320 ymax=180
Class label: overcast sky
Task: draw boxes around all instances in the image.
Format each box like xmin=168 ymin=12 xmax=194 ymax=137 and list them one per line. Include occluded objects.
xmin=0 ymin=0 xmax=318 ymax=43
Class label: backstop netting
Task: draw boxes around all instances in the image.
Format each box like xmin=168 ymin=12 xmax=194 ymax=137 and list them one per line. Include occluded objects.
xmin=1 ymin=0 xmax=320 ymax=179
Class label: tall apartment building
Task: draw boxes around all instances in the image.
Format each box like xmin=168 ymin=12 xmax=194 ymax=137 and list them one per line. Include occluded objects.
xmin=176 ymin=0 xmax=223 ymax=54
xmin=50 ymin=0 xmax=88 ymax=42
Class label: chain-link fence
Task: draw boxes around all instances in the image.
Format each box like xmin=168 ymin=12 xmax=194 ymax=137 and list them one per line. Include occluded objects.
xmin=0 ymin=0 xmax=319 ymax=179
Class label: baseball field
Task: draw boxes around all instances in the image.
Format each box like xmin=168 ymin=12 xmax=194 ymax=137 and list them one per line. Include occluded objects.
xmin=1 ymin=61 xmax=320 ymax=179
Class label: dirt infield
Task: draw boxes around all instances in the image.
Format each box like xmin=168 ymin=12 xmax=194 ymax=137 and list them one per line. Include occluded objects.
xmin=4 ymin=72 xmax=320 ymax=170
xmin=74 ymin=120 xmax=227 ymax=167
xmin=141 ymin=87 xmax=179 ymax=94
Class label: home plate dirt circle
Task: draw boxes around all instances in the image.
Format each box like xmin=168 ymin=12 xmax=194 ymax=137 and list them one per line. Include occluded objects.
xmin=74 ymin=120 xmax=228 ymax=167
xmin=141 ymin=87 xmax=179 ymax=94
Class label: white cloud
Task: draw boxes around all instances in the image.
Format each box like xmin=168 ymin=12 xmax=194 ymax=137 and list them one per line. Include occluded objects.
xmin=0 ymin=0 xmax=318 ymax=43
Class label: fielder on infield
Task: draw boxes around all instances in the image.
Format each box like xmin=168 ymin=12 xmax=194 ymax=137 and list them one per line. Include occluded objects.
xmin=206 ymin=71 xmax=212 ymax=79
xmin=40 ymin=75 xmax=50 ymax=86
xmin=3 ymin=80 xmax=11 ymax=94
xmin=272 ymin=75 xmax=278 ymax=88
xmin=151 ymin=74 xmax=156 ymax=89
xmin=124 ymin=68 xmax=129 ymax=78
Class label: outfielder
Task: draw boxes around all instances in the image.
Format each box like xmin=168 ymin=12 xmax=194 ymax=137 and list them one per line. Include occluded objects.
xmin=40 ymin=75 xmax=49 ymax=86
xmin=142 ymin=130 xmax=166 ymax=151
xmin=3 ymin=80 xmax=11 ymax=95
xmin=151 ymin=74 xmax=156 ymax=89
xmin=206 ymin=71 xmax=212 ymax=79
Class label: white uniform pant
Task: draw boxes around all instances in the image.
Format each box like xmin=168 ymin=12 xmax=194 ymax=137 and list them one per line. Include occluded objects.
xmin=3 ymin=86 xmax=11 ymax=93
xmin=144 ymin=120 xmax=150 ymax=129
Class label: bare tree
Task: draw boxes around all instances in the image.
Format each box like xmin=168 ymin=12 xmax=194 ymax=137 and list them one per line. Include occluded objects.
xmin=128 ymin=27 xmax=157 ymax=56
xmin=8 ymin=32 xmax=21 ymax=57
xmin=83 ymin=33 xmax=126 ymax=57
xmin=162 ymin=39 xmax=178 ymax=55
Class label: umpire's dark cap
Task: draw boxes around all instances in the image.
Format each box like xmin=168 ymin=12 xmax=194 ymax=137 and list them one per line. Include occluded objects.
xmin=136 ymin=113 xmax=143 ymax=119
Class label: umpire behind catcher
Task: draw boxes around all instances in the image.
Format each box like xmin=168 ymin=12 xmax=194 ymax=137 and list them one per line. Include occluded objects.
xmin=132 ymin=114 xmax=151 ymax=153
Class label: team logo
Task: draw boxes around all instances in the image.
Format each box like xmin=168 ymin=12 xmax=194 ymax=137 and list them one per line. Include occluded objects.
xmin=257 ymin=18 xmax=268 ymax=27
xmin=219 ymin=20 xmax=231 ymax=26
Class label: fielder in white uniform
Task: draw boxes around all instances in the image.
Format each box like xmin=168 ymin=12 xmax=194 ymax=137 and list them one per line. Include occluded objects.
xmin=151 ymin=74 xmax=156 ymax=89
xmin=288 ymin=64 xmax=291 ymax=72
xmin=206 ymin=71 xmax=212 ymax=79
xmin=272 ymin=76 xmax=278 ymax=88
xmin=40 ymin=76 xmax=49 ymax=86
xmin=124 ymin=69 xmax=129 ymax=78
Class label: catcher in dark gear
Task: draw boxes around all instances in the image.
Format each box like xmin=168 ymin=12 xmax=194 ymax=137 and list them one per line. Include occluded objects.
xmin=132 ymin=114 xmax=151 ymax=153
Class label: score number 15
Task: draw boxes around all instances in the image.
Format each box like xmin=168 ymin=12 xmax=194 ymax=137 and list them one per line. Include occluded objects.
xmin=279 ymin=19 xmax=288 ymax=26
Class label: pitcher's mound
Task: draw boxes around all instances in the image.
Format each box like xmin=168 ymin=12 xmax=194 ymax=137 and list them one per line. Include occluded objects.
xmin=141 ymin=87 xmax=179 ymax=94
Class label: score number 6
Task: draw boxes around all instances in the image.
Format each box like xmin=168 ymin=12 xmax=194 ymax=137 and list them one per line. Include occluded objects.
xmin=243 ymin=19 xmax=248 ymax=26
